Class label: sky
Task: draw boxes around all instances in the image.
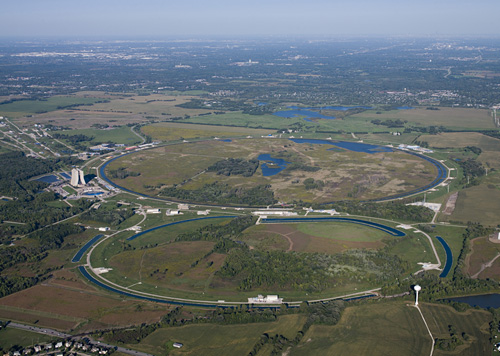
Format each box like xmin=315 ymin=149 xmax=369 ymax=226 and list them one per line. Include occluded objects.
xmin=1 ymin=0 xmax=499 ymax=38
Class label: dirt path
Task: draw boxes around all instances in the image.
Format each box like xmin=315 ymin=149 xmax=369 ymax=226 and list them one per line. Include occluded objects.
xmin=471 ymin=252 xmax=500 ymax=278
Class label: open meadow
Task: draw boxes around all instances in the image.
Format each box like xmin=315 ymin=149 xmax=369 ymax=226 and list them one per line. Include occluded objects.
xmin=128 ymin=314 xmax=307 ymax=356
xmin=291 ymin=301 xmax=490 ymax=356
xmin=353 ymin=107 xmax=495 ymax=130
xmin=105 ymin=138 xmax=439 ymax=203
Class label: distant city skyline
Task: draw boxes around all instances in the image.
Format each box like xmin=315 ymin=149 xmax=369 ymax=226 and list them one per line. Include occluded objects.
xmin=0 ymin=0 xmax=499 ymax=38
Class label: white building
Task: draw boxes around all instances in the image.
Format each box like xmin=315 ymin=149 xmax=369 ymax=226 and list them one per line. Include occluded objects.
xmin=197 ymin=210 xmax=210 ymax=215
xmin=248 ymin=294 xmax=283 ymax=304
xmin=173 ymin=343 xmax=183 ymax=349
xmin=70 ymin=168 xmax=86 ymax=187
xmin=98 ymin=227 xmax=110 ymax=232
xmin=166 ymin=209 xmax=181 ymax=216
xmin=252 ymin=211 xmax=297 ymax=217
xmin=146 ymin=208 xmax=161 ymax=214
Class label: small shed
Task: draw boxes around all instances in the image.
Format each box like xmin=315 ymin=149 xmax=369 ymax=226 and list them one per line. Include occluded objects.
xmin=173 ymin=342 xmax=183 ymax=349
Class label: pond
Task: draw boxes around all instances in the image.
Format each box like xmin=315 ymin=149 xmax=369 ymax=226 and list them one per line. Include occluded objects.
xmin=258 ymin=153 xmax=290 ymax=176
xmin=289 ymin=138 xmax=393 ymax=154
xmin=447 ymin=294 xmax=500 ymax=309
xmin=35 ymin=175 xmax=60 ymax=183
xmin=273 ymin=106 xmax=371 ymax=122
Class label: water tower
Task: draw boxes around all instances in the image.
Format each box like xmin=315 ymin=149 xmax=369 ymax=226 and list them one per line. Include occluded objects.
xmin=414 ymin=285 xmax=421 ymax=306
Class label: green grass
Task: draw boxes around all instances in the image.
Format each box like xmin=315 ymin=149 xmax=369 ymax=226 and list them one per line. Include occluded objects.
xmin=388 ymin=232 xmax=437 ymax=271
xmin=420 ymin=303 xmax=491 ymax=356
xmin=58 ymin=126 xmax=142 ymax=146
xmin=105 ymin=138 xmax=439 ymax=204
xmin=129 ymin=314 xmax=306 ymax=356
xmin=441 ymin=171 xmax=500 ymax=226
xmin=352 ymin=107 xmax=495 ymax=130
xmin=290 ymin=300 xmax=491 ymax=356
xmin=291 ymin=300 xmax=429 ymax=356
xmin=0 ymin=96 xmax=103 ymax=118
xmin=296 ymin=222 xmax=389 ymax=242
xmin=0 ymin=327 xmax=60 ymax=348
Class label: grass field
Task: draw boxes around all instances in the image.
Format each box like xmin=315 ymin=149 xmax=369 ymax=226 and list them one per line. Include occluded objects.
xmin=291 ymin=301 xmax=430 ymax=356
xmin=239 ymin=222 xmax=390 ymax=254
xmin=58 ymin=126 xmax=142 ymax=146
xmin=467 ymin=236 xmax=500 ymax=280
xmin=440 ymin=172 xmax=500 ymax=226
xmin=420 ymin=303 xmax=491 ymax=356
xmin=105 ymin=138 xmax=438 ymax=203
xmin=0 ymin=96 xmax=104 ymax=118
xmin=0 ymin=274 xmax=172 ymax=333
xmin=141 ymin=122 xmax=272 ymax=141
xmin=129 ymin=314 xmax=307 ymax=356
xmin=291 ymin=300 xmax=491 ymax=356
xmin=353 ymin=107 xmax=495 ymax=130
xmin=0 ymin=327 xmax=58 ymax=349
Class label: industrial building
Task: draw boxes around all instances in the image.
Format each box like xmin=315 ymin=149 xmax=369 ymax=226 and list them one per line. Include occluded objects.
xmin=70 ymin=168 xmax=86 ymax=187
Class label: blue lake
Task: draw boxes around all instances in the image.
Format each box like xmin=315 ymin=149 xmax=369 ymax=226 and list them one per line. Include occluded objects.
xmin=397 ymin=106 xmax=414 ymax=110
xmin=219 ymin=139 xmax=232 ymax=142
xmin=258 ymin=154 xmax=290 ymax=176
xmin=60 ymin=172 xmax=71 ymax=179
xmin=447 ymin=294 xmax=500 ymax=309
xmin=273 ymin=106 xmax=371 ymax=122
xmin=289 ymin=138 xmax=393 ymax=154
xmin=36 ymin=175 xmax=60 ymax=183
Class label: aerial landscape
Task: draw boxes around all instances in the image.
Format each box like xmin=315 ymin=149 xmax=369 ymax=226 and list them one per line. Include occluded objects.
xmin=1 ymin=1 xmax=500 ymax=356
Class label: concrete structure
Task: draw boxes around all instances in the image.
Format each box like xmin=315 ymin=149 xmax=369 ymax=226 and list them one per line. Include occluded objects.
xmin=70 ymin=168 xmax=86 ymax=187
xmin=197 ymin=210 xmax=210 ymax=215
xmin=252 ymin=211 xmax=298 ymax=217
xmin=98 ymin=227 xmax=110 ymax=232
xmin=497 ymin=232 xmax=500 ymax=240
xmin=146 ymin=208 xmax=161 ymax=214
xmin=248 ymin=294 xmax=283 ymax=304
xmin=166 ymin=209 xmax=181 ymax=216
xmin=414 ymin=285 xmax=421 ymax=306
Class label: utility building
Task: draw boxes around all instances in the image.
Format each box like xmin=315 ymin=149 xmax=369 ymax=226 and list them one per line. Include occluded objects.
xmin=70 ymin=168 xmax=86 ymax=187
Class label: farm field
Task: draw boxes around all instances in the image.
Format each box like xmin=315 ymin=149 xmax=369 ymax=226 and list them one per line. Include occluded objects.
xmin=440 ymin=172 xmax=500 ymax=226
xmin=105 ymin=138 xmax=439 ymax=203
xmin=466 ymin=236 xmax=500 ymax=279
xmin=291 ymin=301 xmax=429 ymax=356
xmin=0 ymin=96 xmax=104 ymax=118
xmin=141 ymin=122 xmax=273 ymax=141
xmin=353 ymin=107 xmax=495 ymax=130
xmin=58 ymin=126 xmax=142 ymax=146
xmin=128 ymin=314 xmax=307 ymax=356
xmin=291 ymin=301 xmax=491 ymax=356
xmin=420 ymin=303 xmax=491 ymax=356
xmin=0 ymin=269 xmax=172 ymax=333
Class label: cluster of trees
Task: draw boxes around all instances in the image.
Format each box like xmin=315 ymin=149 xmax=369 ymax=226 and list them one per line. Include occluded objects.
xmin=317 ymin=200 xmax=434 ymax=222
xmin=0 ymin=195 xmax=92 ymax=241
xmin=207 ymin=158 xmax=259 ymax=177
xmin=303 ymin=178 xmax=325 ymax=190
xmin=457 ymin=158 xmax=486 ymax=187
xmin=0 ymin=151 xmax=77 ymax=198
xmin=371 ymin=118 xmax=407 ymax=127
xmin=160 ymin=182 xmax=276 ymax=206
xmin=80 ymin=205 xmax=135 ymax=226
xmin=218 ymin=247 xmax=408 ymax=293
xmin=287 ymin=162 xmax=320 ymax=172
xmin=435 ymin=325 xmax=466 ymax=352
xmin=107 ymin=167 xmax=141 ymax=179
xmin=248 ymin=301 xmax=345 ymax=356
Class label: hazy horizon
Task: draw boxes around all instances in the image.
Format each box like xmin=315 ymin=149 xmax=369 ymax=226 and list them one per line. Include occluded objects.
xmin=1 ymin=0 xmax=499 ymax=39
